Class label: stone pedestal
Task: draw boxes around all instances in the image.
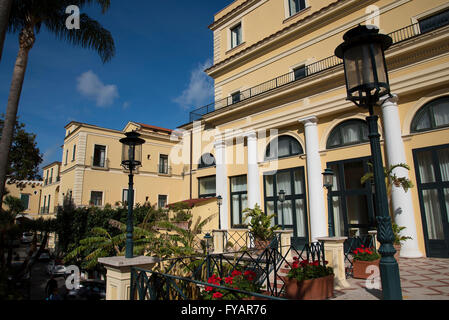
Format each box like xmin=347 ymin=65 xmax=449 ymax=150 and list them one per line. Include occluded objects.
xmin=274 ymin=229 xmax=294 ymax=261
xmin=99 ymin=256 xmax=159 ymax=301
xmin=212 ymin=230 xmax=226 ymax=254
xmin=317 ymin=237 xmax=350 ymax=290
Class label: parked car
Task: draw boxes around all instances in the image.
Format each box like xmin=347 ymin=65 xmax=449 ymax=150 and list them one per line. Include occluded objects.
xmin=47 ymin=261 xmax=68 ymax=277
xmin=66 ymin=280 xmax=106 ymax=300
xmin=21 ymin=232 xmax=33 ymax=244
xmin=38 ymin=251 xmax=51 ymax=262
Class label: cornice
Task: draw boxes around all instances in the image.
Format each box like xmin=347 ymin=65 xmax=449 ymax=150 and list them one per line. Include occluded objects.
xmin=208 ymin=0 xmax=261 ymax=31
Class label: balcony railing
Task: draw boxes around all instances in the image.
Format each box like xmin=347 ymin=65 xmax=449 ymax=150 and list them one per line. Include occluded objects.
xmin=189 ymin=21 xmax=449 ymax=122
xmin=158 ymin=163 xmax=172 ymax=175
xmin=91 ymin=157 xmax=110 ymax=170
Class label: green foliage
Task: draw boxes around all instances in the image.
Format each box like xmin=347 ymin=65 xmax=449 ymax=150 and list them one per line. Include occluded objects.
xmin=0 ymin=115 xmax=43 ymax=180
xmin=169 ymin=202 xmax=193 ymax=222
xmin=287 ymin=259 xmax=334 ymax=282
xmin=2 ymin=195 xmax=25 ymax=216
xmin=243 ymin=204 xmax=280 ymax=241
xmin=201 ymin=270 xmax=262 ymax=300
xmin=392 ymin=223 xmax=413 ymax=246
xmin=361 ymin=163 xmax=415 ymax=196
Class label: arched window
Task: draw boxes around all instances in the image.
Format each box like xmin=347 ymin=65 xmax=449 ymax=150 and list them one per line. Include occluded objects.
xmin=265 ymin=135 xmax=303 ymax=160
xmin=327 ymin=119 xmax=369 ymax=149
xmin=411 ymin=97 xmax=449 ymax=133
xmin=198 ymin=153 xmax=216 ymax=169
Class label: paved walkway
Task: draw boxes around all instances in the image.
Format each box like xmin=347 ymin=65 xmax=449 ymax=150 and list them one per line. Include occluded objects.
xmin=333 ymin=258 xmax=449 ymax=300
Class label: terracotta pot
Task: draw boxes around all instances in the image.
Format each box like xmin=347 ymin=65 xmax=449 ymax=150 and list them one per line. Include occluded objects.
xmin=284 ymin=275 xmax=334 ymax=300
xmin=173 ymin=221 xmax=190 ymax=230
xmin=254 ymin=239 xmax=271 ymax=253
xmin=353 ymin=259 xmax=380 ymax=279
xmin=394 ymin=244 xmax=401 ymax=261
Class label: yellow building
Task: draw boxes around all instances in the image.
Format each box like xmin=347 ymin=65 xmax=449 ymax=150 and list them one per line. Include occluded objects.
xmin=3 ymin=179 xmax=43 ymax=217
xmin=176 ymin=0 xmax=449 ymax=259
xmin=41 ymin=121 xmax=187 ymax=211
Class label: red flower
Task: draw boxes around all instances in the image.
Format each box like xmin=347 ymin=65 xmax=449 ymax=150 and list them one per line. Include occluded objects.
xmin=300 ymin=260 xmax=309 ymax=267
xmin=244 ymin=270 xmax=256 ymax=281
xmin=324 ymin=260 xmax=329 ymax=265
xmin=293 ymin=256 xmax=299 ymax=261
xmin=205 ymin=286 xmax=214 ymax=292
xmin=312 ymin=260 xmax=320 ymax=266
xmin=212 ymin=292 xmax=223 ymax=299
xmin=225 ymin=276 xmax=233 ymax=284
xmin=361 ymin=245 xmax=365 ymax=248
xmin=231 ymin=270 xmax=242 ymax=277
xmin=292 ymin=261 xmax=299 ymax=269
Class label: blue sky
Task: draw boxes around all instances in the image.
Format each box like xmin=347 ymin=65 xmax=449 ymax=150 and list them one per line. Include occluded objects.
xmin=0 ymin=0 xmax=231 ymax=173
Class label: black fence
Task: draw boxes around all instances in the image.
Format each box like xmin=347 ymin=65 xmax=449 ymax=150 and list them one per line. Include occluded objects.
xmin=189 ymin=21 xmax=448 ymax=122
xmin=130 ymin=240 xmax=326 ymax=300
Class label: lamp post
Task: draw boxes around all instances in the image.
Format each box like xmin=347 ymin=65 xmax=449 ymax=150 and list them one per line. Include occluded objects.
xmin=335 ymin=25 xmax=402 ymax=300
xmin=322 ymin=168 xmax=335 ymax=237
xmin=278 ymin=190 xmax=286 ymax=228
xmin=217 ymin=195 xmax=223 ymax=229
xmin=120 ymin=131 xmax=145 ymax=259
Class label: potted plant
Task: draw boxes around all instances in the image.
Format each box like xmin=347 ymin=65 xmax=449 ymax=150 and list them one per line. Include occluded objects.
xmin=201 ymin=269 xmax=263 ymax=300
xmin=243 ymin=204 xmax=280 ymax=252
xmin=284 ymin=257 xmax=334 ymax=300
xmin=169 ymin=202 xmax=192 ymax=230
xmin=352 ymin=245 xmax=381 ymax=279
xmin=392 ymin=223 xmax=413 ymax=260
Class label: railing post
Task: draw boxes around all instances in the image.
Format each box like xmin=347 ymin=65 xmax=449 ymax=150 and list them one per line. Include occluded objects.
xmin=317 ymin=237 xmax=350 ymax=290
xmin=212 ymin=230 xmax=226 ymax=254
xmin=99 ymin=256 xmax=159 ymax=300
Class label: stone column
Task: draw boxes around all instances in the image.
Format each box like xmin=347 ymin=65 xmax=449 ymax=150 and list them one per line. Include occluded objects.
xmin=247 ymin=131 xmax=261 ymax=209
xmin=215 ymin=139 xmax=229 ymax=230
xmin=380 ymin=94 xmax=423 ymax=258
xmin=317 ymin=237 xmax=350 ymax=290
xmin=98 ymin=256 xmax=159 ymax=300
xmin=299 ymin=116 xmax=327 ymax=242
xmin=212 ymin=229 xmax=226 ymax=254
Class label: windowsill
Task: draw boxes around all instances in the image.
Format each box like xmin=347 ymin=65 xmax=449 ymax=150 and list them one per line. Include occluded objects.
xmin=92 ymin=165 xmax=109 ymax=171
xmin=197 ymin=165 xmax=217 ymax=171
xmin=226 ymin=42 xmax=246 ymax=55
xmin=283 ymin=7 xmax=311 ymax=24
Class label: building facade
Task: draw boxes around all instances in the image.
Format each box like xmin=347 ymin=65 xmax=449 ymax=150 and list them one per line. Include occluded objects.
xmin=178 ymin=0 xmax=449 ymax=258
xmin=2 ymin=179 xmax=43 ymax=217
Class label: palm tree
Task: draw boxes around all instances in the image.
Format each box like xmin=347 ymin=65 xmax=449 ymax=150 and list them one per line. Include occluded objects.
xmin=0 ymin=0 xmax=115 ymax=203
xmin=0 ymin=0 xmax=13 ymax=61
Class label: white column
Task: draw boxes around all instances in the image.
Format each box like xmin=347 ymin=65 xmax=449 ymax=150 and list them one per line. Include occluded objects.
xmin=246 ymin=131 xmax=261 ymax=209
xmin=215 ymin=139 xmax=229 ymax=230
xmin=381 ymin=94 xmax=423 ymax=258
xmin=299 ymin=116 xmax=327 ymax=242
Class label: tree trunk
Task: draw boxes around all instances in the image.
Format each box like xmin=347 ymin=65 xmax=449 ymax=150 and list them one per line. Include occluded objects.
xmin=0 ymin=0 xmax=12 ymax=61
xmin=0 ymin=25 xmax=35 ymax=204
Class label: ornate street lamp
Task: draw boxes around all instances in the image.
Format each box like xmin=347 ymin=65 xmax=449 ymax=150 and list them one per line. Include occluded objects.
xmin=278 ymin=190 xmax=286 ymax=227
xmin=335 ymin=25 xmax=402 ymax=300
xmin=120 ymin=131 xmax=145 ymax=259
xmin=322 ymin=168 xmax=335 ymax=237
xmin=217 ymin=195 xmax=223 ymax=229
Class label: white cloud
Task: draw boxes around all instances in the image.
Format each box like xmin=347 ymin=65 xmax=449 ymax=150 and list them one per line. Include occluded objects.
xmin=173 ymin=59 xmax=214 ymax=110
xmin=123 ymin=101 xmax=130 ymax=109
xmin=77 ymin=70 xmax=119 ymax=107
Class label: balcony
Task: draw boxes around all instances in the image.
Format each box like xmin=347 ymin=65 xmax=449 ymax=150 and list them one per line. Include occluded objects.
xmin=158 ymin=163 xmax=172 ymax=176
xmin=189 ymin=20 xmax=449 ymax=122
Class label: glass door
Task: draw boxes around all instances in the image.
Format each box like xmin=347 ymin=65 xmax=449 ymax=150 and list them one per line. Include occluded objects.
xmin=413 ymin=144 xmax=449 ymax=258
xmin=326 ymin=157 xmax=376 ymax=238
xmin=263 ymin=167 xmax=308 ymax=248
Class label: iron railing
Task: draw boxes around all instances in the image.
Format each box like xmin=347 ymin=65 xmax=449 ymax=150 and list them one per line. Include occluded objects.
xmin=130 ymin=239 xmax=326 ymax=300
xmin=343 ymin=234 xmax=376 ymax=278
xmin=189 ymin=21 xmax=448 ymax=122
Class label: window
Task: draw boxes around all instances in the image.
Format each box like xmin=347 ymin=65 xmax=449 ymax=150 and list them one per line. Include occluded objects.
xmin=47 ymin=195 xmax=51 ymax=211
xmin=122 ymin=189 xmax=128 ymax=204
xmin=411 ymin=97 xmax=449 ymax=133
xmin=159 ymin=154 xmax=169 ymax=174
xmin=158 ymin=195 xmax=168 ymax=209
xmin=42 ymin=196 xmax=46 ymax=214
xmin=230 ymin=176 xmax=248 ymax=228
xmin=49 ymin=168 xmax=53 ymax=184
xmin=198 ymin=176 xmax=216 ymax=198
xmin=419 ymin=8 xmax=449 ymax=34
xmin=65 ymin=149 xmax=69 ymax=165
xmin=72 ymin=145 xmax=76 ymax=162
xmin=288 ymin=0 xmax=306 ymax=17
xmin=198 ymin=153 xmax=216 ymax=169
xmin=327 ymin=120 xmax=369 ymax=149
xmin=231 ymin=91 xmax=241 ymax=104
xmin=20 ymin=194 xmax=30 ymax=210
xmin=90 ymin=191 xmax=103 ymax=206
xmin=230 ymin=23 xmax=242 ymax=49
xmin=93 ymin=145 xmax=106 ymax=168
xmin=293 ymin=65 xmax=307 ymax=80
xmin=265 ymin=135 xmax=303 ymax=160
